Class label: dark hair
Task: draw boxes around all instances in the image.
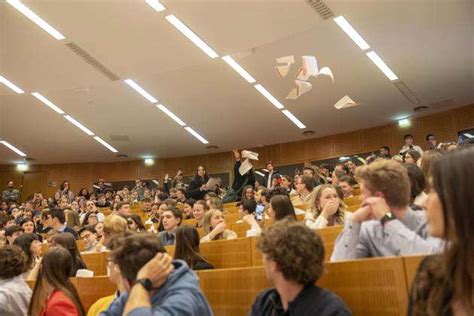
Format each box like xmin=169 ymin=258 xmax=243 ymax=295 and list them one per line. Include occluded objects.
xmin=111 ymin=233 xmax=166 ymax=282
xmin=52 ymin=233 xmax=87 ymax=276
xmin=339 ymin=175 xmax=357 ymax=186
xmin=404 ymin=164 xmax=426 ymax=204
xmin=241 ymin=185 xmax=255 ymax=202
xmin=266 ymin=161 xmax=273 ymax=167
xmin=5 ymin=225 xmax=24 ymax=237
xmin=157 ymin=193 xmax=169 ymax=201
xmin=381 ymin=146 xmax=391 ymax=154
xmin=184 ymin=198 xmax=196 ymax=207
xmin=174 ymin=225 xmax=212 ymax=269
xmin=258 ymin=219 xmax=324 ymax=285
xmin=78 ymin=225 xmax=97 ymax=236
xmin=28 ymin=247 xmax=85 ymax=316
xmin=194 ymin=165 xmax=209 ymax=181
xmin=404 ymin=149 xmax=421 ymax=163
xmin=270 ymin=195 xmax=296 ymax=221
xmin=116 ymin=201 xmax=130 ymax=211
xmin=163 ymin=207 xmax=183 ymax=225
xmin=0 ymin=245 xmax=27 ymax=279
xmin=60 ymin=180 xmax=70 ymax=191
xmin=298 ymin=175 xmax=314 ymax=192
xmin=50 ymin=208 xmax=66 ymax=224
xmin=128 ymin=214 xmax=146 ymax=231
xmin=13 ymin=233 xmax=39 ymax=269
xmin=142 ymin=197 xmax=152 ymax=203
xmin=177 ymin=189 xmax=186 ymax=195
xmin=242 ymin=199 xmax=257 ymax=214
xmin=425 ymin=134 xmax=434 ymax=141
xmin=303 ymin=166 xmax=315 ymax=175
xmin=404 ymin=134 xmax=414 ymax=140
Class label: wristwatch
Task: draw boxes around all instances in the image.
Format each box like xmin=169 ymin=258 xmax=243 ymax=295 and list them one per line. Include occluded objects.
xmin=133 ymin=278 xmax=153 ymax=292
xmin=380 ymin=212 xmax=396 ymax=226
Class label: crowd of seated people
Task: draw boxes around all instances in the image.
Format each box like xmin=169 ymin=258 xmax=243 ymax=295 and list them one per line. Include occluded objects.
xmin=0 ymin=138 xmax=472 ymax=315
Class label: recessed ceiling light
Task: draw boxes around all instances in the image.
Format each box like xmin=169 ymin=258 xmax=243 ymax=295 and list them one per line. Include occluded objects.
xmin=0 ymin=140 xmax=27 ymax=157
xmin=184 ymin=127 xmax=209 ymax=144
xmin=93 ymin=136 xmax=118 ymax=153
xmin=0 ymin=75 xmax=24 ymax=94
xmin=165 ymin=15 xmax=219 ymax=59
xmin=156 ymin=104 xmax=186 ymax=127
xmin=6 ymin=0 xmax=65 ymax=40
xmin=31 ymin=92 xmax=65 ymax=114
xmin=302 ymin=130 xmax=315 ymax=136
xmin=117 ymin=154 xmax=128 ymax=158
xmin=206 ymin=145 xmax=218 ymax=150
xmin=366 ymin=51 xmax=399 ymax=81
xmin=124 ymin=79 xmax=158 ymax=103
xmin=63 ymin=115 xmax=95 ymax=136
xmin=144 ymin=158 xmax=155 ymax=166
xmin=145 ymin=0 xmax=166 ymax=12
xmin=333 ymin=16 xmax=370 ymax=51
xmin=398 ymin=118 xmax=410 ymax=127
xmin=254 ymin=84 xmax=284 ymax=109
xmin=413 ymin=105 xmax=429 ymax=112
xmin=222 ymin=56 xmax=256 ymax=83
xmin=17 ymin=163 xmax=28 ymax=171
xmin=281 ymin=110 xmax=306 ymax=129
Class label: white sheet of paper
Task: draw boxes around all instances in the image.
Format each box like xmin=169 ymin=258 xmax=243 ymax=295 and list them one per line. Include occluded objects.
xmin=241 ymin=150 xmax=259 ymax=161
xmin=318 ymin=66 xmax=334 ymax=83
xmin=275 ymin=65 xmax=290 ymax=78
xmin=203 ymin=177 xmax=220 ymax=191
xmin=286 ymin=88 xmax=298 ymax=100
xmin=296 ymin=80 xmax=312 ymax=97
xmin=302 ymin=56 xmax=319 ymax=77
xmin=334 ymin=95 xmax=359 ymax=109
xmin=239 ymin=158 xmax=253 ymax=176
xmin=276 ymin=55 xmax=295 ymax=65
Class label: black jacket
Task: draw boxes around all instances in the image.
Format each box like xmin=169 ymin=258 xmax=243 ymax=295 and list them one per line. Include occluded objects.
xmin=186 ymin=176 xmax=209 ymax=200
xmin=232 ymin=160 xmax=256 ymax=197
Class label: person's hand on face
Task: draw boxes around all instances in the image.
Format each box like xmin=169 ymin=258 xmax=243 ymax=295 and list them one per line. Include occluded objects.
xmin=136 ymin=253 xmax=174 ymax=288
xmin=212 ymin=222 xmax=227 ymax=235
xmin=363 ymin=197 xmax=391 ymax=220
xmin=321 ymin=201 xmax=339 ymax=218
xmin=351 ymin=205 xmax=373 ymax=223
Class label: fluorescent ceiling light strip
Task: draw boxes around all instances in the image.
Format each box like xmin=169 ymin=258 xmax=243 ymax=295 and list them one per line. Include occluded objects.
xmin=145 ymin=0 xmax=166 ymax=12
xmin=333 ymin=16 xmax=370 ymax=51
xmin=31 ymin=92 xmax=65 ymax=114
xmin=0 ymin=140 xmax=27 ymax=157
xmin=463 ymin=133 xmax=474 ymax=138
xmin=124 ymin=79 xmax=158 ymax=103
xmin=222 ymin=56 xmax=256 ymax=83
xmin=254 ymin=84 xmax=284 ymax=109
xmin=63 ymin=115 xmax=95 ymax=136
xmin=184 ymin=127 xmax=209 ymax=144
xmin=156 ymin=104 xmax=186 ymax=127
xmin=6 ymin=0 xmax=65 ymax=40
xmin=366 ymin=51 xmax=399 ymax=81
xmin=281 ymin=110 xmax=306 ymax=129
xmin=93 ymin=136 xmax=118 ymax=153
xmin=0 ymin=75 xmax=25 ymax=94
xmin=165 ymin=15 xmax=219 ymax=59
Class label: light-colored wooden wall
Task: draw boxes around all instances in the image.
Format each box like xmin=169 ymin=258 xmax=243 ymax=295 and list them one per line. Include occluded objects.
xmin=1 ymin=104 xmax=473 ymax=198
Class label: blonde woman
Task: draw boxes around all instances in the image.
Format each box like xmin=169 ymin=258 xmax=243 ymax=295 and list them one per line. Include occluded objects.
xmin=200 ymin=209 xmax=237 ymax=242
xmin=304 ymin=184 xmax=351 ymax=229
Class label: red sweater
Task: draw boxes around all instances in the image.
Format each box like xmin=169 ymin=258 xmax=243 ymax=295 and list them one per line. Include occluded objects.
xmin=40 ymin=290 xmax=79 ymax=316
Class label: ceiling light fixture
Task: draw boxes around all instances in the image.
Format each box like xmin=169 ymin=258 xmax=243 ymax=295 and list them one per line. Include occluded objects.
xmin=156 ymin=104 xmax=187 ymax=127
xmin=366 ymin=51 xmax=399 ymax=81
xmin=222 ymin=56 xmax=256 ymax=83
xmin=93 ymin=136 xmax=118 ymax=153
xmin=124 ymin=79 xmax=158 ymax=103
xmin=333 ymin=16 xmax=370 ymax=51
xmin=281 ymin=110 xmax=306 ymax=129
xmin=254 ymin=84 xmax=284 ymax=109
xmin=165 ymin=15 xmax=219 ymax=59
xmin=184 ymin=127 xmax=209 ymax=144
xmin=144 ymin=158 xmax=155 ymax=166
xmin=17 ymin=163 xmax=28 ymax=171
xmin=0 ymin=75 xmax=25 ymax=94
xmin=63 ymin=115 xmax=95 ymax=136
xmin=31 ymin=92 xmax=65 ymax=114
xmin=463 ymin=133 xmax=474 ymax=138
xmin=0 ymin=140 xmax=27 ymax=157
xmin=145 ymin=0 xmax=166 ymax=12
xmin=6 ymin=0 xmax=65 ymax=40
xmin=398 ymin=118 xmax=410 ymax=127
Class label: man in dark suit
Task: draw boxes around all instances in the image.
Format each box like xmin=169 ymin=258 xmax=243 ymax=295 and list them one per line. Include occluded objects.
xmin=263 ymin=161 xmax=277 ymax=189
xmin=48 ymin=208 xmax=79 ymax=239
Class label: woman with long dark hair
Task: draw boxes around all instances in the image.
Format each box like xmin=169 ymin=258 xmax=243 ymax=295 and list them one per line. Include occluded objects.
xmin=28 ymin=247 xmax=86 ymax=316
xmin=409 ymin=147 xmax=474 ymax=315
xmin=127 ymin=214 xmax=146 ymax=232
xmin=51 ymin=233 xmax=87 ymax=277
xmin=186 ymin=166 xmax=209 ymax=200
xmin=174 ymin=225 xmax=213 ymax=270
xmin=13 ymin=233 xmax=42 ymax=278
xmin=267 ymin=194 xmax=297 ymax=221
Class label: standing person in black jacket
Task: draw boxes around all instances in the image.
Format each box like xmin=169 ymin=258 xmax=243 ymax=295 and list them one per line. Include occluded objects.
xmin=186 ymin=166 xmax=209 ymax=200
xmin=232 ymin=149 xmax=256 ymax=199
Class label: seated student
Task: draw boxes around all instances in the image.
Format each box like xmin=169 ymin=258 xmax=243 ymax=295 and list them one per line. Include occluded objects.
xmin=331 ymin=159 xmax=443 ymax=261
xmin=268 ymin=194 xmax=297 ymax=221
xmin=95 ymin=194 xmax=111 ymax=208
xmin=409 ymin=148 xmax=474 ymax=315
xmin=158 ymin=207 xmax=183 ymax=246
xmin=175 ymin=189 xmax=187 ymax=203
xmin=193 ymin=200 xmax=208 ymax=228
xmin=116 ymin=202 xmax=131 ymax=217
xmin=237 ymin=199 xmax=262 ymax=237
xmin=400 ymin=134 xmax=424 ymax=155
xmin=403 ymin=149 xmax=422 ymax=165
xmin=141 ymin=198 xmax=153 ymax=213
xmin=291 ymin=175 xmax=315 ymax=210
xmin=0 ymin=245 xmax=32 ymax=315
xmin=305 ymin=184 xmax=352 ymax=230
xmin=52 ymin=233 xmax=87 ymax=277
xmin=28 ymin=247 xmax=86 ymax=316
xmin=20 ymin=217 xmax=43 ymax=242
xmin=338 ymin=175 xmax=357 ymax=199
xmin=200 ymin=209 xmax=237 ymax=242
xmin=404 ymin=164 xmax=427 ymax=209
xmin=127 ymin=214 xmax=146 ymax=233
xmin=250 ymin=219 xmax=351 ymax=315
xmin=78 ymin=226 xmax=105 ymax=253
xmin=102 ymin=233 xmax=212 ymax=315
xmin=48 ymin=209 xmax=79 ymax=239
xmin=183 ymin=198 xmax=195 ymax=219
xmin=174 ymin=225 xmax=214 ymax=270
xmin=13 ymin=233 xmax=42 ymax=279
xmin=81 ymin=201 xmax=105 ymax=225
xmin=103 ymin=215 xmax=129 ymax=246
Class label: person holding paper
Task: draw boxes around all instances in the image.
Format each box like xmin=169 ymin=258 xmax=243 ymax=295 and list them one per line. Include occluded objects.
xmin=231 ymin=149 xmax=256 ymax=200
xmin=186 ymin=166 xmax=209 ymax=200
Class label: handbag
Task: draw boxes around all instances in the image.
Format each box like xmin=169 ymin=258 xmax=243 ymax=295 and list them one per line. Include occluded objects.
xmin=221 ymin=177 xmax=249 ymax=203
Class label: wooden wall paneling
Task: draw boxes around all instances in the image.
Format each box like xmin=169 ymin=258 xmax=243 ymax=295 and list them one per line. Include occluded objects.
xmin=334 ymin=131 xmax=362 ymax=156
xmin=360 ymin=125 xmax=391 ymax=152
xmin=20 ymin=171 xmax=47 ymax=201
xmin=206 ymin=152 xmax=233 ymax=173
xmin=452 ymin=105 xmax=474 ymax=131
xmin=388 ymin=120 xmax=425 ymax=154
xmin=280 ymin=140 xmax=306 ymax=164
xmin=264 ymin=144 xmax=283 ymax=165
xmin=418 ymin=111 xmax=457 ymax=145
xmin=305 ymin=135 xmax=335 ymax=160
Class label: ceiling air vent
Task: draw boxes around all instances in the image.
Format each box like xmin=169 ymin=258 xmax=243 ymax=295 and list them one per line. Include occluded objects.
xmin=206 ymin=145 xmax=218 ymax=150
xmin=413 ymin=105 xmax=429 ymax=112
xmin=393 ymin=81 xmax=421 ymax=106
xmin=302 ymin=130 xmax=315 ymax=136
xmin=65 ymin=42 xmax=120 ymax=81
xmin=305 ymin=0 xmax=335 ymax=20
xmin=117 ymin=154 xmax=128 ymax=158
xmin=109 ymin=135 xmax=130 ymax=142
